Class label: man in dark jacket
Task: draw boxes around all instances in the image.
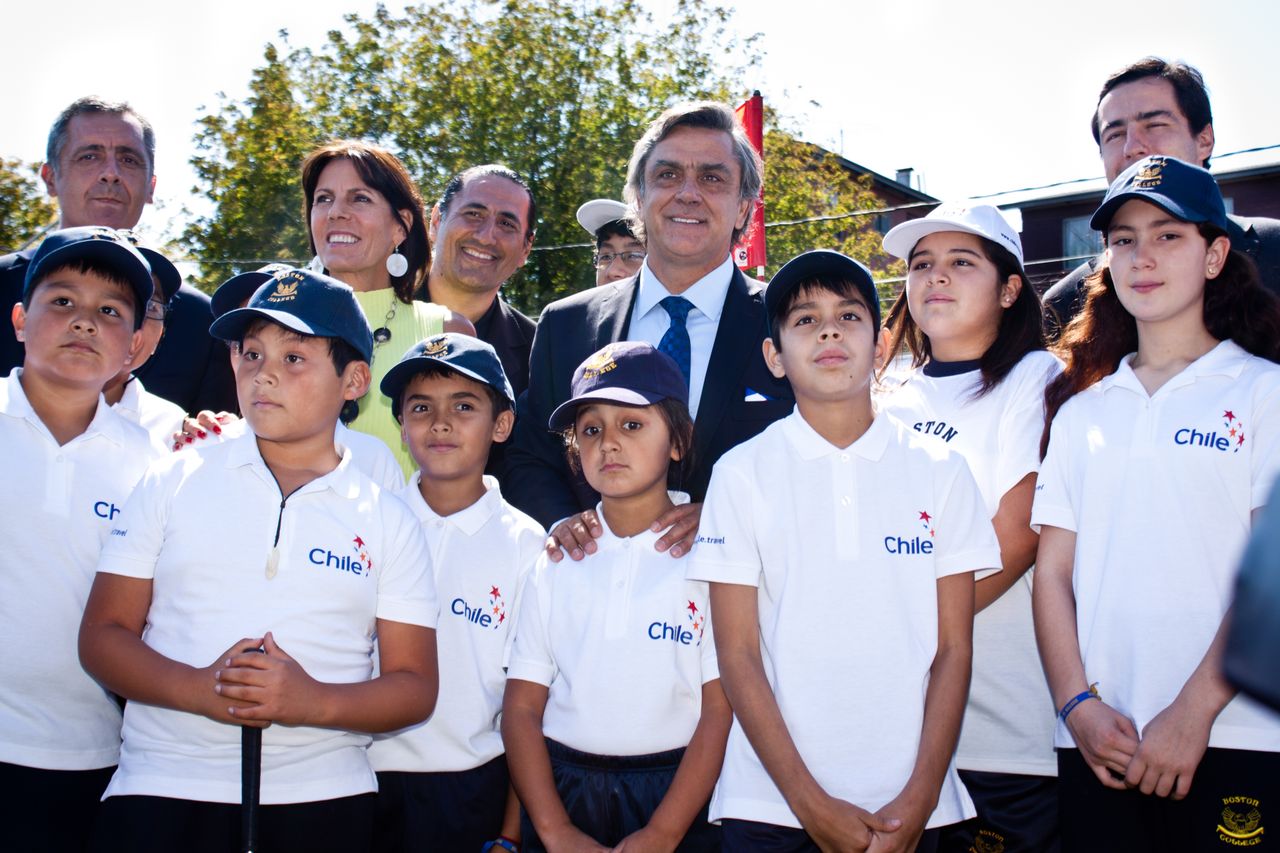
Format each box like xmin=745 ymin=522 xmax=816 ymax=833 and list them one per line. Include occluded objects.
xmin=1044 ymin=58 xmax=1280 ymax=337
xmin=0 ymin=97 xmax=235 ymax=414
xmin=505 ymin=101 xmax=792 ymax=556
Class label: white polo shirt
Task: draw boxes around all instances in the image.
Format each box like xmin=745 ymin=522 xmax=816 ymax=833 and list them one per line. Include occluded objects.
xmin=113 ymin=376 xmax=187 ymax=454
xmin=627 ymin=255 xmax=734 ymax=420
xmin=687 ymin=409 xmax=1001 ymax=830
xmin=369 ymin=474 xmax=545 ymax=773
xmin=0 ymin=369 xmax=159 ymax=770
xmin=507 ymin=504 xmax=719 ymax=756
xmin=1033 ymin=340 xmax=1280 ymax=752
xmin=190 ymin=417 xmax=404 ymax=492
xmin=96 ymin=431 xmax=436 ymax=804
xmin=877 ymin=350 xmax=1061 ymax=776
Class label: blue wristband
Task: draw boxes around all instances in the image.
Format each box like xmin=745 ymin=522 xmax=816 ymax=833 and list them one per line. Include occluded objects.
xmin=1058 ymin=682 xmax=1100 ymax=722
xmin=482 ymin=838 xmax=519 ymax=853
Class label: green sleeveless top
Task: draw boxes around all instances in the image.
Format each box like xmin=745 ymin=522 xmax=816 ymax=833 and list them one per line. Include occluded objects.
xmin=351 ymin=288 xmax=448 ymax=478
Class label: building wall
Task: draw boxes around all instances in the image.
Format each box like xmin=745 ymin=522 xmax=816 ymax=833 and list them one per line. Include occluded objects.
xmin=1222 ymin=174 xmax=1280 ymax=219
xmin=1014 ymin=170 xmax=1279 ymax=292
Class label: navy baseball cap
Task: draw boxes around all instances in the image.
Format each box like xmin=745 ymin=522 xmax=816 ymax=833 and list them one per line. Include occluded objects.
xmin=209 ymin=268 xmax=374 ymax=362
xmin=764 ymin=250 xmax=879 ymax=333
xmin=23 ymin=226 xmax=154 ymax=310
xmin=212 ymin=264 xmax=296 ymax=319
xmin=1091 ymin=155 xmax=1229 ymax=233
xmin=117 ymin=230 xmax=181 ymax=304
xmin=548 ymin=341 xmax=688 ymax=431
xmin=381 ymin=333 xmax=516 ymax=418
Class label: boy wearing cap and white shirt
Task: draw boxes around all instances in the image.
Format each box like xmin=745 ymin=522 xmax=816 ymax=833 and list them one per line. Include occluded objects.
xmin=79 ymin=268 xmax=438 ymax=853
xmin=688 ymin=251 xmax=1001 ymax=851
xmin=0 ymin=226 xmax=161 ymax=851
xmin=103 ymin=232 xmax=187 ymax=450
xmin=576 ymin=198 xmax=645 ymax=286
xmin=877 ymin=204 xmax=1062 ymax=851
xmin=172 ymin=265 xmax=405 ymax=492
xmin=369 ymin=333 xmax=544 ymax=853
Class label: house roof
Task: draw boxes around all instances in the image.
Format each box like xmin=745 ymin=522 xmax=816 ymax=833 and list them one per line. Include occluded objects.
xmin=829 ymin=152 xmax=938 ymax=204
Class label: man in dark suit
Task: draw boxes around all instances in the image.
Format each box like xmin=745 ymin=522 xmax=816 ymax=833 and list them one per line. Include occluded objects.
xmin=0 ymin=97 xmax=235 ymax=414
xmin=505 ymin=101 xmax=793 ymax=555
xmin=420 ymin=165 xmax=539 ymax=476
xmin=421 ymin=164 xmax=538 ymax=400
xmin=1044 ymin=58 xmax=1280 ymax=337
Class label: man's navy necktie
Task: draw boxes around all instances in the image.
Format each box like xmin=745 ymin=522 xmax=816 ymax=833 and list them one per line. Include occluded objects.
xmin=658 ymin=296 xmax=693 ymax=388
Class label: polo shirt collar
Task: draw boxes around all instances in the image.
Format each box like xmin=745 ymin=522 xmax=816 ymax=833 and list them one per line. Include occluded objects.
xmin=590 ymin=491 xmax=692 ymax=553
xmin=1 ymin=368 xmax=131 ymax=446
xmin=1099 ymin=339 xmax=1250 ymax=396
xmin=634 ymin=255 xmax=734 ymax=324
xmin=224 ymin=429 xmax=360 ymax=498
xmin=403 ymin=473 xmax=501 ymax=535
xmin=782 ymin=406 xmax=891 ymax=462
xmin=115 ymin=376 xmax=143 ymax=417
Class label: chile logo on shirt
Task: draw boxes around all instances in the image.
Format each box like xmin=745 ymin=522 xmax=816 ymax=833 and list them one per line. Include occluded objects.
xmin=884 ymin=510 xmax=935 ymax=555
xmin=308 ymin=534 xmax=372 ymax=577
xmin=452 ymin=584 xmax=507 ymax=630
xmin=1174 ymin=409 xmax=1245 ymax=453
xmin=648 ymin=599 xmax=706 ymax=647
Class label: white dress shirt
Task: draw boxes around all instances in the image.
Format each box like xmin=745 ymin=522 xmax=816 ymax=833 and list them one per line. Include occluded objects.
xmin=626 ymin=255 xmax=735 ymax=420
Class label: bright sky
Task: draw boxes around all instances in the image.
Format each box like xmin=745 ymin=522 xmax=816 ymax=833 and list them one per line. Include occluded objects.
xmin=4 ymin=0 xmax=1277 ymax=247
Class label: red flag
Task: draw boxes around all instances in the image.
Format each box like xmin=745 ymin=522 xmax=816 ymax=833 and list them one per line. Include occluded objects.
xmin=733 ymin=91 xmax=766 ymax=272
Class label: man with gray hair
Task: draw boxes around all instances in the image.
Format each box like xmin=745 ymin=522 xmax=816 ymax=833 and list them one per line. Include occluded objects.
xmin=0 ymin=97 xmax=235 ymax=414
xmin=505 ymin=100 xmax=792 ymax=553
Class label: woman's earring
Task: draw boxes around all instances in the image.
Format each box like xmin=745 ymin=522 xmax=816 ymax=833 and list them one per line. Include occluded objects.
xmin=386 ymin=245 xmax=408 ymax=278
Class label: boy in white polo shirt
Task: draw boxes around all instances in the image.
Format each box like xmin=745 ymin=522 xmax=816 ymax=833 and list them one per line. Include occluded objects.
xmin=0 ymin=227 xmax=160 ymax=852
xmin=79 ymin=268 xmax=438 ymax=853
xmin=171 ymin=265 xmax=404 ymax=493
xmin=688 ymin=251 xmax=1001 ymax=852
xmin=369 ymin=333 xmax=545 ymax=852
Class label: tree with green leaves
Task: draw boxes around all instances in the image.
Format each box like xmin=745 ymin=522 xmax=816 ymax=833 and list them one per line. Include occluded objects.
xmin=183 ymin=0 xmax=755 ymax=306
xmin=759 ymin=129 xmax=906 ymax=306
xmin=182 ymin=0 xmax=895 ymax=313
xmin=0 ymin=158 xmax=56 ymax=254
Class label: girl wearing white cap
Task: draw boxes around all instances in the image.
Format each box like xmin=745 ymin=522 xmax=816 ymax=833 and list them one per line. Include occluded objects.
xmin=878 ymin=203 xmax=1062 ymax=852
xmin=1034 ymin=156 xmax=1280 ymax=850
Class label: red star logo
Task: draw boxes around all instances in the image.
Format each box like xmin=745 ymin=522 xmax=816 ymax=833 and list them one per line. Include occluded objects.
xmin=1224 ymin=410 xmax=1235 ymax=422
xmin=687 ymin=600 xmax=699 ymax=615
xmin=353 ymin=535 xmax=365 ymax=549
xmin=490 ymin=586 xmax=501 ymax=598
xmin=930 ymin=528 xmax=936 ymax=538
xmin=498 ymin=612 xmax=506 ymax=624
xmin=1238 ymin=434 xmax=1246 ymax=446
xmin=1230 ymin=428 xmax=1237 ymax=437
xmin=493 ymin=604 xmax=500 ymax=615
xmin=919 ymin=511 xmax=932 ymax=523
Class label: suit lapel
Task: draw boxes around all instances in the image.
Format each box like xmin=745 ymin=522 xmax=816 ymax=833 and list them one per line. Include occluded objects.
xmin=595 ymin=275 xmax=640 ymax=350
xmin=692 ymin=268 xmax=760 ymax=463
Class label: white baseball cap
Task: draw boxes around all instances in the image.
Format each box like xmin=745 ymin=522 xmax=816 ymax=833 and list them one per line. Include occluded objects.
xmin=576 ymin=199 xmax=630 ymax=236
xmin=882 ymin=202 xmax=1023 ymax=265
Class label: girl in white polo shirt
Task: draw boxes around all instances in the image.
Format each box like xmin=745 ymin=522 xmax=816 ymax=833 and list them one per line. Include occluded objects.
xmin=503 ymin=341 xmax=729 ymax=852
xmin=877 ymin=203 xmax=1062 ymax=852
xmin=1034 ymin=156 xmax=1280 ymax=852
